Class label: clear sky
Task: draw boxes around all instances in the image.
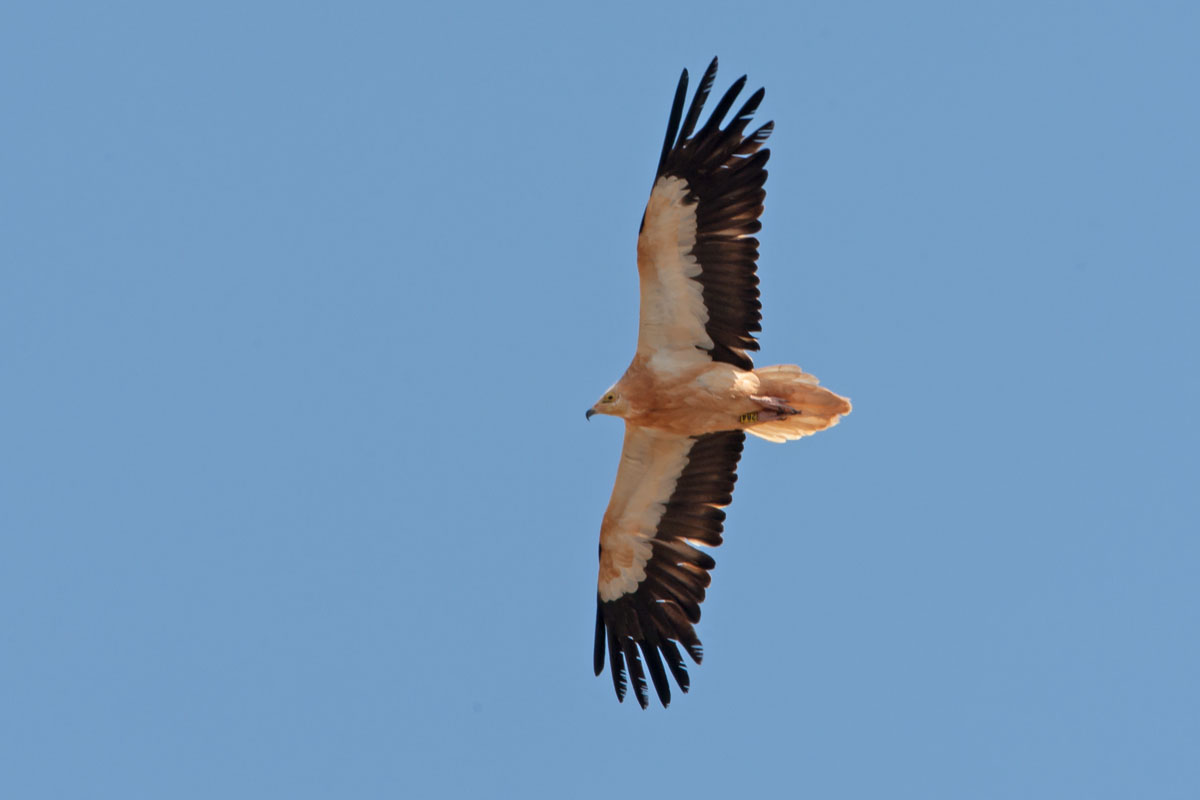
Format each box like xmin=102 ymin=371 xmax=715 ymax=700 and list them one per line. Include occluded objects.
xmin=3 ymin=1 xmax=1198 ymax=797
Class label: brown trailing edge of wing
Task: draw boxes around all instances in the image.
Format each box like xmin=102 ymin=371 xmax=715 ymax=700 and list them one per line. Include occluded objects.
xmin=651 ymin=57 xmax=773 ymax=371
xmin=594 ymin=431 xmax=745 ymax=708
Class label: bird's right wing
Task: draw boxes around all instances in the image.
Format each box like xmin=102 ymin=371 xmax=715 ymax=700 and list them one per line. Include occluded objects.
xmin=594 ymin=424 xmax=746 ymax=708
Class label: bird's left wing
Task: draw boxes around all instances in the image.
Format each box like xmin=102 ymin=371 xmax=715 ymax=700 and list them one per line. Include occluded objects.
xmin=635 ymin=57 xmax=773 ymax=372
xmin=595 ymin=425 xmax=746 ymax=707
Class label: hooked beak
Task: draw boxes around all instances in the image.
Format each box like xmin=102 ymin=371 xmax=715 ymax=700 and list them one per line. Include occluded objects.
xmin=585 ymin=408 xmax=596 ymax=420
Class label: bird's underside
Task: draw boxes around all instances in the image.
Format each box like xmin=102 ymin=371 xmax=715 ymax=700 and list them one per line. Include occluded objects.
xmin=586 ymin=58 xmax=850 ymax=708
xmin=608 ymin=357 xmax=849 ymax=442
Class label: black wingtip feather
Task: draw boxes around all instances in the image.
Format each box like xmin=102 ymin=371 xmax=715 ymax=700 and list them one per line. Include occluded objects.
xmin=607 ymin=625 xmax=626 ymax=702
xmin=641 ymin=641 xmax=672 ymax=707
xmin=740 ymin=121 xmax=773 ymax=153
xmin=677 ymin=57 xmax=719 ymax=145
xmin=593 ymin=601 xmax=606 ymax=676
xmin=697 ymin=75 xmax=748 ymax=137
xmin=728 ymin=88 xmax=765 ymax=137
xmin=656 ymin=69 xmax=689 ymax=176
xmin=622 ymin=638 xmax=650 ymax=709
xmin=661 ymin=640 xmax=691 ymax=693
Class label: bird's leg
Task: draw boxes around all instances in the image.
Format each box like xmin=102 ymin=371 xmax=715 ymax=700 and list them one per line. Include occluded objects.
xmin=740 ymin=396 xmax=801 ymax=424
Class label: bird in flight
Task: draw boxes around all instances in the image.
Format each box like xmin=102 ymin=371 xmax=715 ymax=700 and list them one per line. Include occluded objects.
xmin=587 ymin=58 xmax=851 ymax=708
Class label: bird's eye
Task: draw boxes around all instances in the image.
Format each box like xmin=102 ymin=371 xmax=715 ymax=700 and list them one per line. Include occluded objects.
xmin=603 ymin=393 xmax=615 ymax=403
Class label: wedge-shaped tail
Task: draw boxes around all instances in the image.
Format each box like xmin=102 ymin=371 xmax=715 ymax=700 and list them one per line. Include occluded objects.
xmin=747 ymin=364 xmax=851 ymax=443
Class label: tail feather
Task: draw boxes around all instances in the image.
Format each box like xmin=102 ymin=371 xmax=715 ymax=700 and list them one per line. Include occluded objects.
xmin=748 ymin=365 xmax=851 ymax=443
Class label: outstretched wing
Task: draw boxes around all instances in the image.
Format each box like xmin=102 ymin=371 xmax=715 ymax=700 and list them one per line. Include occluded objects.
xmin=636 ymin=57 xmax=773 ymax=372
xmin=594 ymin=425 xmax=745 ymax=708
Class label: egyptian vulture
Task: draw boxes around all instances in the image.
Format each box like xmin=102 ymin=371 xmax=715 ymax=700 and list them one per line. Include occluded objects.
xmin=587 ymin=58 xmax=851 ymax=708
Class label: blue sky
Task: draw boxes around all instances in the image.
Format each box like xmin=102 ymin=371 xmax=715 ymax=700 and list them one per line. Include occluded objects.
xmin=3 ymin=1 xmax=1198 ymax=797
